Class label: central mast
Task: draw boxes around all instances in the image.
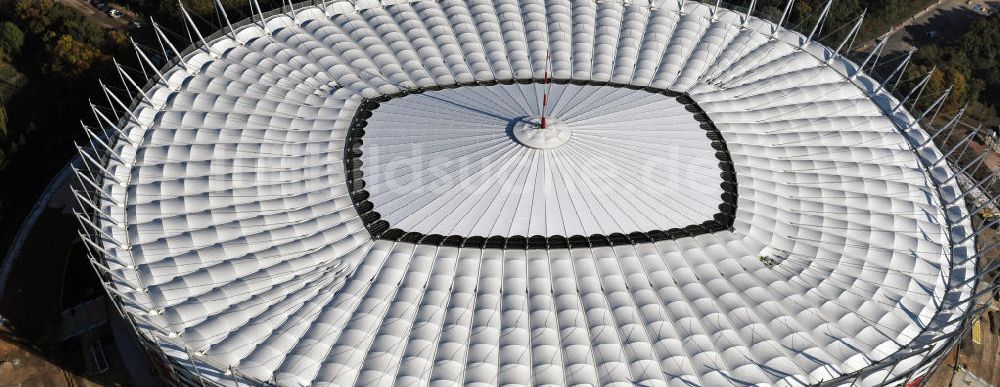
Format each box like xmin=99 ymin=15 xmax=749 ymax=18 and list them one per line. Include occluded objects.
xmin=541 ymin=50 xmax=551 ymax=129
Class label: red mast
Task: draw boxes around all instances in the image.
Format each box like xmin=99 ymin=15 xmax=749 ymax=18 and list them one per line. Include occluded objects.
xmin=541 ymin=50 xmax=551 ymax=129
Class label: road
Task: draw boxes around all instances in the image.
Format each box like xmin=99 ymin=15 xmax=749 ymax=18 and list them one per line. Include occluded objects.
xmin=55 ymin=0 xmax=130 ymax=30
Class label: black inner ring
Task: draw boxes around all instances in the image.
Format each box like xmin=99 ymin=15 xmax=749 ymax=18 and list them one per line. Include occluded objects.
xmin=344 ymin=79 xmax=738 ymax=249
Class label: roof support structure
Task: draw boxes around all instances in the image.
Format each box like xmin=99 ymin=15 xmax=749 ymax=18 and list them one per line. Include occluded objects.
xmin=178 ymin=2 xmax=210 ymax=49
xmin=151 ymin=21 xmax=188 ymax=71
xmin=852 ymin=30 xmax=891 ymax=79
xmin=830 ymin=11 xmax=865 ymax=63
xmin=921 ymin=106 xmax=966 ymax=148
xmin=131 ymin=39 xmax=176 ymax=91
xmin=893 ymin=67 xmax=935 ymax=113
xmin=113 ymin=59 xmax=154 ymax=107
xmin=213 ymin=0 xmax=237 ymax=41
xmin=803 ymin=0 xmax=833 ymax=47
xmin=742 ymin=0 xmax=757 ymax=27
xmin=90 ymin=103 xmax=135 ymax=145
xmin=771 ymin=0 xmax=794 ymax=38
xmin=251 ymin=0 xmax=267 ymax=32
xmin=874 ymin=49 xmax=915 ymax=95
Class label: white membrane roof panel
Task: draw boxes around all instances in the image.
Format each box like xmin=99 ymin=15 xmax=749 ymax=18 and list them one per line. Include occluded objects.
xmin=362 ymin=83 xmax=724 ymax=237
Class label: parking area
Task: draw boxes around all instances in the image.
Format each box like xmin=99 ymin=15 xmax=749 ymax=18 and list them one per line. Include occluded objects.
xmin=885 ymin=0 xmax=999 ymax=53
xmin=54 ymin=0 xmax=137 ymax=30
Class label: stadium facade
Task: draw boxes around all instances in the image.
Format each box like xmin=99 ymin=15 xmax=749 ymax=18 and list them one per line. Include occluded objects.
xmin=72 ymin=0 xmax=998 ymax=385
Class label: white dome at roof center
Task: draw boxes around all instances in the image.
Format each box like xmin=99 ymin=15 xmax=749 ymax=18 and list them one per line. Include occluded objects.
xmin=510 ymin=119 xmax=572 ymax=149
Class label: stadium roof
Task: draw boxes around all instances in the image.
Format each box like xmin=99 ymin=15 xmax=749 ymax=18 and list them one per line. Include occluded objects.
xmin=75 ymin=0 xmax=981 ymax=385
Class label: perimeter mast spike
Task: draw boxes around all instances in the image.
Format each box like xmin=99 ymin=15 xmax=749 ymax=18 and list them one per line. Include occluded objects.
xmin=213 ymin=0 xmax=236 ymax=41
xmin=251 ymin=0 xmax=267 ymax=32
xmin=84 ymin=250 xmax=121 ymax=279
xmin=113 ymin=59 xmax=153 ymax=106
xmin=949 ymin=168 xmax=1000 ymax=207
xmin=73 ymin=207 xmax=107 ymax=236
xmin=713 ymin=0 xmax=721 ymax=18
xmin=957 ymin=282 xmax=1000 ymax=305
xmin=178 ymin=1 xmax=210 ymax=50
xmin=957 ymin=209 xmax=1000 ymax=244
xmin=874 ymin=49 xmax=914 ymax=95
xmin=773 ymin=0 xmax=795 ymax=37
xmin=286 ymin=0 xmax=298 ymax=22
xmin=927 ymin=86 xmax=949 ymax=124
xmin=88 ymin=100 xmax=107 ymax=132
xmin=99 ymin=80 xmax=120 ymax=117
xmin=72 ymin=166 xmax=120 ymax=207
xmin=150 ymin=19 xmax=171 ymax=65
xmin=943 ymin=150 xmax=990 ymax=187
xmin=81 ymin=123 xmax=122 ymax=163
xmin=90 ymin=101 xmax=116 ymax=128
xmin=908 ymin=86 xmax=951 ymax=130
xmin=804 ymin=0 xmax=833 ymax=47
xmin=909 ymin=67 xmax=936 ymax=111
xmin=893 ymin=67 xmax=935 ymax=112
xmin=960 ymin=237 xmax=1000 ymax=265
xmin=832 ymin=11 xmax=865 ymax=61
xmin=853 ymin=30 xmax=891 ymax=80
xmin=100 ymin=82 xmax=144 ymax=127
xmin=743 ymin=0 xmax=757 ymax=27
xmin=90 ymin=102 xmax=134 ymax=145
xmin=957 ymin=192 xmax=1000 ymax=229
xmin=76 ymin=144 xmax=122 ymax=185
xmin=131 ymin=38 xmax=172 ymax=90
xmin=933 ymin=125 xmax=978 ymax=166
xmin=99 ymin=80 xmax=120 ymax=111
xmin=951 ymin=124 xmax=984 ymax=167
xmin=74 ymin=140 xmax=96 ymax=176
xmin=78 ymin=230 xmax=117 ymax=258
xmin=151 ymin=21 xmax=187 ymax=69
xmin=72 ymin=187 xmax=113 ymax=219
xmin=921 ymin=105 xmax=966 ymax=147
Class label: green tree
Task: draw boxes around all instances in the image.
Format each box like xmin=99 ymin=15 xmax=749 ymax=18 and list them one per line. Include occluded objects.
xmin=42 ymin=33 xmax=104 ymax=79
xmin=944 ymin=68 xmax=967 ymax=113
xmin=0 ymin=22 xmax=25 ymax=62
xmin=14 ymin=0 xmax=56 ymax=35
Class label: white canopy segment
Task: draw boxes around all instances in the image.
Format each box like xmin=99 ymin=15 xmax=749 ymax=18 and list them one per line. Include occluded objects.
xmin=361 ymin=84 xmax=725 ymax=237
xmin=75 ymin=0 xmax=983 ymax=386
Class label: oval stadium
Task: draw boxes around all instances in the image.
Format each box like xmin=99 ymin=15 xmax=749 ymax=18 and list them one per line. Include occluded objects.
xmin=73 ymin=0 xmax=992 ymax=385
